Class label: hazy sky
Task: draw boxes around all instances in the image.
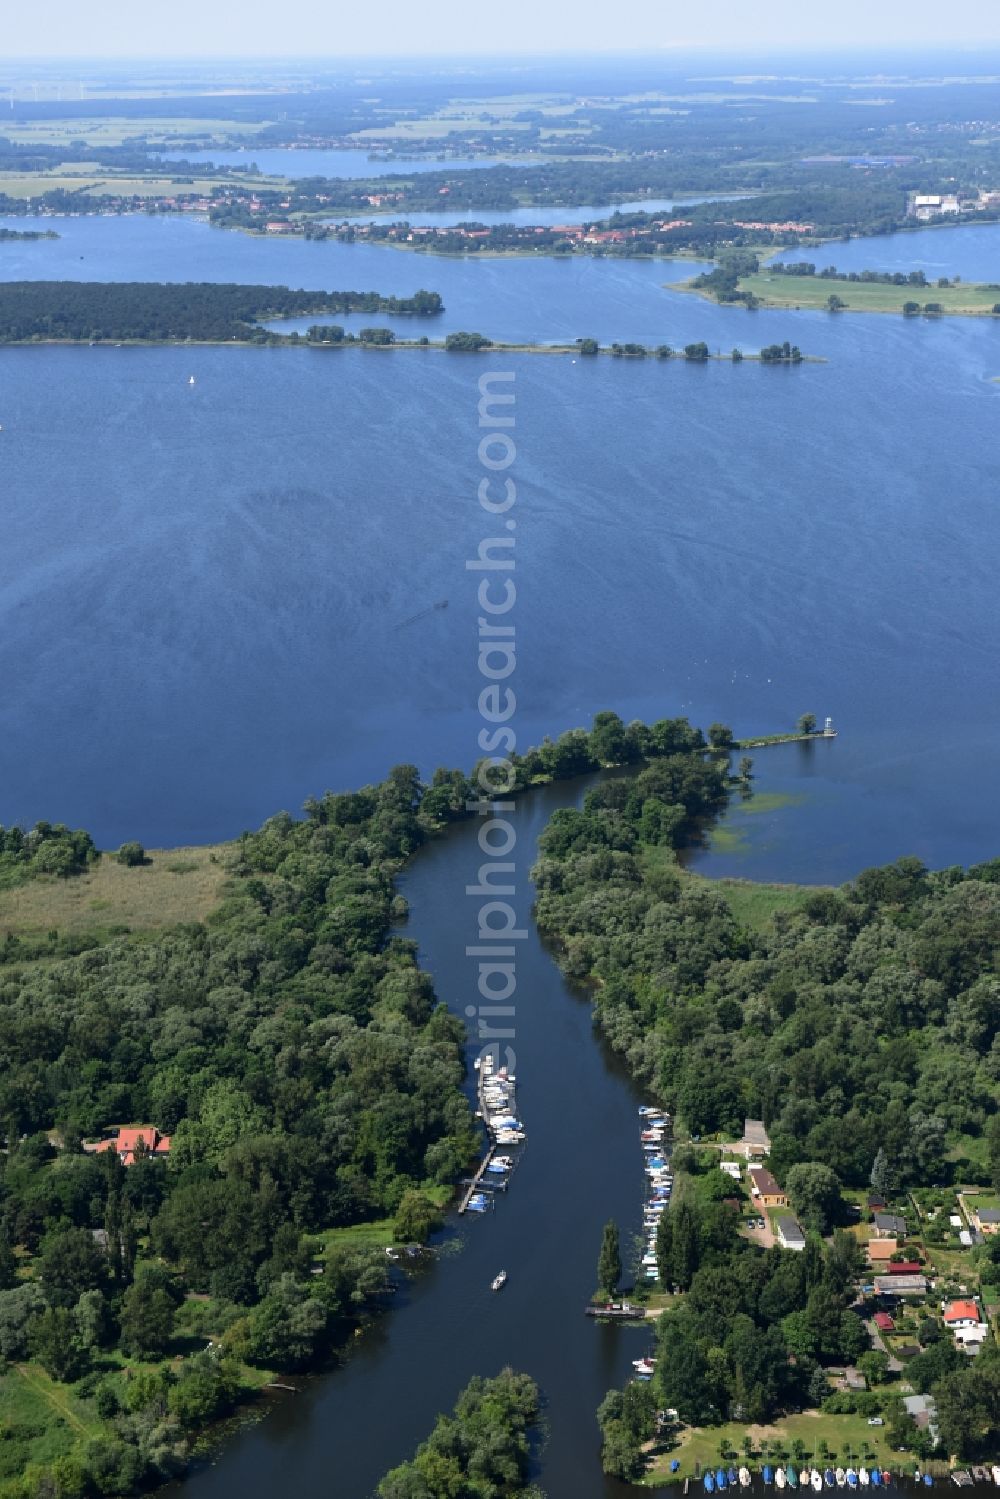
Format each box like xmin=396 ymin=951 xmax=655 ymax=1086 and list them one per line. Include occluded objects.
xmin=5 ymin=0 xmax=1000 ymax=59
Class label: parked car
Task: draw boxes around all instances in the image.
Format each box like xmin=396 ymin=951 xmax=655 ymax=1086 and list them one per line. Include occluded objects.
xmin=867 ymin=1418 xmax=884 ymax=1427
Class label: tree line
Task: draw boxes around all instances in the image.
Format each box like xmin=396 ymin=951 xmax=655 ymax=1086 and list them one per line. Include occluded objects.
xmin=0 ymin=282 xmax=443 ymax=343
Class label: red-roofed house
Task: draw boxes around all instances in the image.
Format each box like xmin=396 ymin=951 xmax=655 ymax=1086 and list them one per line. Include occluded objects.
xmin=874 ymin=1312 xmax=895 ymax=1332
xmin=886 ymin=1260 xmax=922 ymax=1275
xmin=94 ymin=1126 xmax=171 ymax=1165
xmin=944 ymin=1299 xmax=981 ymax=1328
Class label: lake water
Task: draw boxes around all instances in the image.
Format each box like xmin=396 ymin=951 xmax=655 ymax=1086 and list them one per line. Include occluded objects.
xmin=1 ymin=215 xmax=999 ymax=878
xmin=774 ymin=219 xmax=1000 ymax=283
xmin=2 ymin=208 xmax=999 ymax=1495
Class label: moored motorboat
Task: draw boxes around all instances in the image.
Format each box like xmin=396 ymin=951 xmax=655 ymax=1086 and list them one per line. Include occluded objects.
xmin=836 ymin=1471 xmax=846 ymax=1488
xmin=859 ymin=1470 xmax=870 ymax=1487
xmin=787 ymin=1467 xmax=797 ymax=1488
xmin=740 ymin=1469 xmax=752 ymax=1487
xmin=825 ymin=1471 xmax=835 ymax=1488
xmin=847 ymin=1472 xmax=857 ymax=1489
xmin=776 ymin=1469 xmax=786 ymax=1490
xmin=704 ymin=1474 xmax=715 ymax=1493
xmin=992 ymin=1469 xmax=1000 ymax=1488
xmin=729 ymin=1469 xmax=738 ymax=1488
xmin=716 ymin=1469 xmax=727 ymax=1490
xmin=763 ymin=1466 xmax=774 ymax=1485
xmin=923 ymin=1477 xmax=932 ymax=1488
xmin=812 ymin=1472 xmax=823 ymax=1491
xmin=870 ymin=1473 xmax=881 ymax=1489
xmin=881 ymin=1475 xmax=890 ymax=1489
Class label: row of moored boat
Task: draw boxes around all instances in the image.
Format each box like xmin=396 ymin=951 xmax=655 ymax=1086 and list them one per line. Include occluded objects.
xmin=466 ymin=1055 xmax=523 ymax=1214
xmin=703 ymin=1468 xmax=929 ymax=1493
xmin=639 ymin=1104 xmax=671 ymax=1279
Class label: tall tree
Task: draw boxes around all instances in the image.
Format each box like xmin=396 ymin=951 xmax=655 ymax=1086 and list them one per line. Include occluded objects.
xmin=597 ymin=1220 xmax=622 ymax=1298
xmin=869 ymin=1146 xmax=895 ymax=1201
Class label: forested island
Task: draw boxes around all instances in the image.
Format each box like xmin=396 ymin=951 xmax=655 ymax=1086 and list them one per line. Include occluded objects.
xmin=0 ymin=289 xmax=812 ymax=362
xmin=0 ymin=227 xmax=58 ymax=242
xmin=0 ymin=282 xmax=443 ymax=343
xmin=376 ymin=1370 xmax=543 ymax=1498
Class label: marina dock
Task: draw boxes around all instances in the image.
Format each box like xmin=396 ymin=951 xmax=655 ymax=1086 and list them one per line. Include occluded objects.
xmin=457 ymin=1052 xmax=525 ymax=1215
xmin=458 ymin=1146 xmax=497 ymax=1214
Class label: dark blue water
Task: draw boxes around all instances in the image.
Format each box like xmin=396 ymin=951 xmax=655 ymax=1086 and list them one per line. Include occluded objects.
xmin=2 ymin=202 xmax=997 ymax=1497
xmin=1 ymin=215 xmax=999 ymax=876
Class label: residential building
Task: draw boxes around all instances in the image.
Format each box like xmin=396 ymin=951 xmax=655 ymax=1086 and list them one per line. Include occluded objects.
xmin=741 ymin=1119 xmax=771 ymax=1158
xmin=904 ymin=1394 xmax=940 ymax=1444
xmin=874 ymin=1273 xmax=926 ymax=1296
xmin=943 ymin=1299 xmax=981 ymax=1329
xmin=748 ymin=1166 xmax=786 ymax=1207
xmin=867 ymin=1238 xmax=899 ymax=1265
xmin=91 ymin=1125 xmax=171 ymax=1165
xmin=775 ymin=1214 xmax=806 ymax=1251
xmin=873 ymin=1211 xmax=907 ymax=1237
xmin=720 ymin=1161 xmax=742 ymax=1180
xmin=874 ymin=1311 xmax=895 ymax=1332
xmin=974 ymin=1207 xmax=1000 ymax=1236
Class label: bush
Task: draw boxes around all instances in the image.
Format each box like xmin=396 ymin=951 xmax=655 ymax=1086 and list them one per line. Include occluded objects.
xmin=116 ymin=841 xmax=146 ymax=867
xmin=444 ymin=331 xmax=491 ymax=351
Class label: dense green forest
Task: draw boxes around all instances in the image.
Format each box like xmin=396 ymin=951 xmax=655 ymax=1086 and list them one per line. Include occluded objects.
xmin=0 ymin=766 xmax=479 ymax=1494
xmin=528 ymin=731 xmax=1000 ymax=1466
xmin=533 ymin=751 xmax=1000 ymax=1181
xmin=0 ymin=712 xmax=733 ymax=1495
xmin=376 ymin=1369 xmax=543 ymax=1498
xmin=0 ymin=282 xmax=443 ymax=343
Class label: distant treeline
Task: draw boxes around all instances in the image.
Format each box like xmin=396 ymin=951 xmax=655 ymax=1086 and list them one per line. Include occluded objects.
xmin=0 ymin=282 xmax=443 ymax=342
xmin=0 ymin=226 xmax=57 ymax=242
xmin=770 ymin=261 xmax=980 ymax=288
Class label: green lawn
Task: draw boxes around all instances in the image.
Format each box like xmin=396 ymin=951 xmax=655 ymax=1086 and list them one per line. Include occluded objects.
xmin=645 ymin=1412 xmax=915 ymax=1485
xmin=5 ymin=117 xmax=266 ymax=147
xmin=680 ymin=868 xmax=818 ymax=933
xmin=737 ymin=273 xmax=1000 ymax=316
xmin=0 ymin=1365 xmax=101 ymax=1479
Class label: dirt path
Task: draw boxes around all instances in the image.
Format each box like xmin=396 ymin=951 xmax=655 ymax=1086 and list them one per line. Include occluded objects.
xmin=14 ymin=1364 xmax=89 ymax=1435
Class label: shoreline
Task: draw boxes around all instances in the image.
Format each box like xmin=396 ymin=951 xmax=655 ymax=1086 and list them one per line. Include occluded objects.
xmin=0 ymin=335 xmax=826 ymax=361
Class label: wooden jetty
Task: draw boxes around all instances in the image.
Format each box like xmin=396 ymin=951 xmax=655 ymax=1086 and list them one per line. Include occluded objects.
xmin=458 ymin=1145 xmax=496 ymax=1214
xmin=585 ymin=1301 xmax=644 ymax=1320
xmin=458 ymin=1051 xmax=524 ymax=1214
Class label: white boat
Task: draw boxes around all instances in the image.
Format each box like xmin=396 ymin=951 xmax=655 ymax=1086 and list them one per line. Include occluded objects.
xmin=812 ymin=1474 xmax=823 ymax=1492
xmin=776 ymin=1470 xmax=787 ymax=1490
xmin=859 ymin=1472 xmax=869 ymax=1487
xmin=188 ymin=375 xmax=196 ymax=385
xmin=491 ymin=1270 xmax=507 ymax=1291
xmin=836 ymin=1472 xmax=846 ymax=1489
xmin=991 ymin=1469 xmax=1000 ymax=1487
xmin=633 ymin=1357 xmax=656 ymax=1375
xmin=740 ymin=1471 xmax=752 ymax=1488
